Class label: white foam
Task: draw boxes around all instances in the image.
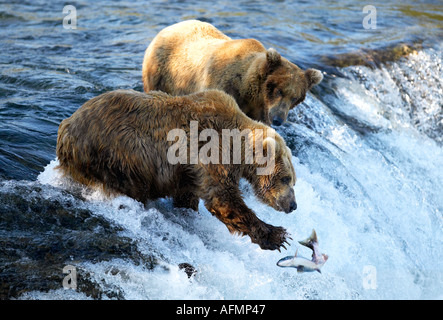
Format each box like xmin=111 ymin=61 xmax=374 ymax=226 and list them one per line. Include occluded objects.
xmin=34 ymin=48 xmax=442 ymax=299
xmin=38 ymin=143 xmax=441 ymax=299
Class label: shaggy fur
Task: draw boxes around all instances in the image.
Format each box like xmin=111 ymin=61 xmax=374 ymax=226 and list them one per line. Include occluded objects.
xmin=56 ymin=89 xmax=297 ymax=250
xmin=142 ymin=20 xmax=323 ymax=126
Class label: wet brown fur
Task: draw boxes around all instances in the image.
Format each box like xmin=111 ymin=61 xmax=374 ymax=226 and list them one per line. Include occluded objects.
xmin=142 ymin=20 xmax=323 ymax=125
xmin=56 ymin=89 xmax=296 ymax=250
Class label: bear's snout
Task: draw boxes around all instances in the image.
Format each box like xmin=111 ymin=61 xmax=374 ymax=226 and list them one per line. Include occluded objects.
xmin=268 ymin=103 xmax=290 ymax=126
xmin=289 ymin=200 xmax=297 ymax=212
xmin=282 ymin=199 xmax=297 ymax=213
xmin=272 ymin=116 xmax=284 ymax=126
xmin=276 ymin=188 xmax=296 ymax=214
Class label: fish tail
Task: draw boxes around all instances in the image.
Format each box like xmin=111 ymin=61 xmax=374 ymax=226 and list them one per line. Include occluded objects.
xmin=298 ymin=229 xmax=317 ymax=250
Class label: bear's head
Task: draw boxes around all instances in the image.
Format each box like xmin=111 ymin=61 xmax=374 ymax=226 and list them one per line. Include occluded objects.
xmin=261 ymin=48 xmax=323 ymax=126
xmin=251 ymin=134 xmax=297 ymax=214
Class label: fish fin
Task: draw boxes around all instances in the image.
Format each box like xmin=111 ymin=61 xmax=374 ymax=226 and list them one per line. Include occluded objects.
xmin=297 ymin=266 xmax=304 ymax=273
xmin=316 ymin=269 xmax=322 ymax=274
xmin=298 ymin=239 xmax=312 ymax=250
xmin=298 ymin=229 xmax=317 ymax=251
xmin=311 ymin=229 xmax=318 ymax=244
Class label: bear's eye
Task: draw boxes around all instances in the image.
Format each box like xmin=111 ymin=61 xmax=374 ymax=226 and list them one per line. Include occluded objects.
xmin=275 ymin=89 xmax=283 ymax=97
xmin=281 ymin=176 xmax=291 ymax=184
xmin=266 ymin=82 xmax=277 ymax=96
xmin=292 ymin=95 xmax=306 ymax=106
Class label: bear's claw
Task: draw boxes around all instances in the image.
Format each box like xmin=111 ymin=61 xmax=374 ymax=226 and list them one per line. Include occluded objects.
xmin=251 ymin=224 xmax=290 ymax=251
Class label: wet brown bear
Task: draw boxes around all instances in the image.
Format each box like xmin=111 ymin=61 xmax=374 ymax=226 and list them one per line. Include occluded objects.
xmin=56 ymin=89 xmax=296 ymax=250
xmin=142 ymin=20 xmax=323 ymax=126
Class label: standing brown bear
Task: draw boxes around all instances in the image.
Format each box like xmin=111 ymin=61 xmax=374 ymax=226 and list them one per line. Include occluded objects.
xmin=142 ymin=20 xmax=323 ymax=126
xmin=56 ymin=89 xmax=297 ymax=250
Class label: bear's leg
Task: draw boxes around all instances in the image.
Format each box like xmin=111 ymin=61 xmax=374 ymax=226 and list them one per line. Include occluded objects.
xmin=202 ymin=188 xmax=289 ymax=251
xmin=173 ymin=191 xmax=199 ymax=211
xmin=173 ymin=171 xmax=200 ymax=211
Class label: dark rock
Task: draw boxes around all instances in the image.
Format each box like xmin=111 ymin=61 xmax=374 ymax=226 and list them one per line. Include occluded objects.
xmin=321 ymin=41 xmax=424 ymax=69
xmin=178 ymin=263 xmax=197 ymax=279
xmin=0 ymin=181 xmax=157 ymax=299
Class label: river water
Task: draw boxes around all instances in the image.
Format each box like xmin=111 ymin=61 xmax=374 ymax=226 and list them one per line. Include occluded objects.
xmin=0 ymin=0 xmax=442 ymax=299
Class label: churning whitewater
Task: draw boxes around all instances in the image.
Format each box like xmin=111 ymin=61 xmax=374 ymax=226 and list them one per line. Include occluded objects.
xmin=1 ymin=0 xmax=442 ymax=300
xmin=25 ymin=45 xmax=441 ymax=300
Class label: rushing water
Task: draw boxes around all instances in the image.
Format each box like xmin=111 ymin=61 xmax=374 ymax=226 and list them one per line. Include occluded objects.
xmin=0 ymin=0 xmax=442 ymax=299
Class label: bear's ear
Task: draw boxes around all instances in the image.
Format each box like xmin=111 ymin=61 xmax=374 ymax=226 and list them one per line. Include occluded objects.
xmin=266 ymin=48 xmax=281 ymax=69
xmin=262 ymin=136 xmax=280 ymax=158
xmin=305 ymin=69 xmax=323 ymax=88
xmin=256 ymin=136 xmax=280 ymax=175
xmin=286 ymin=146 xmax=292 ymax=155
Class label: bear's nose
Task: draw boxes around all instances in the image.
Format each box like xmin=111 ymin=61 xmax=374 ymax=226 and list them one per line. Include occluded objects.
xmin=289 ymin=201 xmax=297 ymax=212
xmin=272 ymin=116 xmax=283 ymax=126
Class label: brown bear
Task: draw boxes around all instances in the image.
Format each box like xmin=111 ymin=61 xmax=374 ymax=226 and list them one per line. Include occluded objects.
xmin=56 ymin=89 xmax=297 ymax=250
xmin=142 ymin=20 xmax=323 ymax=126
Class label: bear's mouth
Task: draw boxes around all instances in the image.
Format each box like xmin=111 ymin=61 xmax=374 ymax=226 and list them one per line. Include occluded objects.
xmin=270 ymin=195 xmax=290 ymax=213
xmin=274 ymin=197 xmax=297 ymax=214
xmin=274 ymin=202 xmax=284 ymax=212
xmin=280 ymin=203 xmax=295 ymax=214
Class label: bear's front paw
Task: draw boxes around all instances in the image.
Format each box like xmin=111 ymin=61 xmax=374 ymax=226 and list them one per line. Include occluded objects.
xmin=250 ymin=223 xmax=290 ymax=251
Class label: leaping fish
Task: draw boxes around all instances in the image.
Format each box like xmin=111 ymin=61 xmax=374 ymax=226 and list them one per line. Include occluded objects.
xmin=276 ymin=229 xmax=328 ymax=273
